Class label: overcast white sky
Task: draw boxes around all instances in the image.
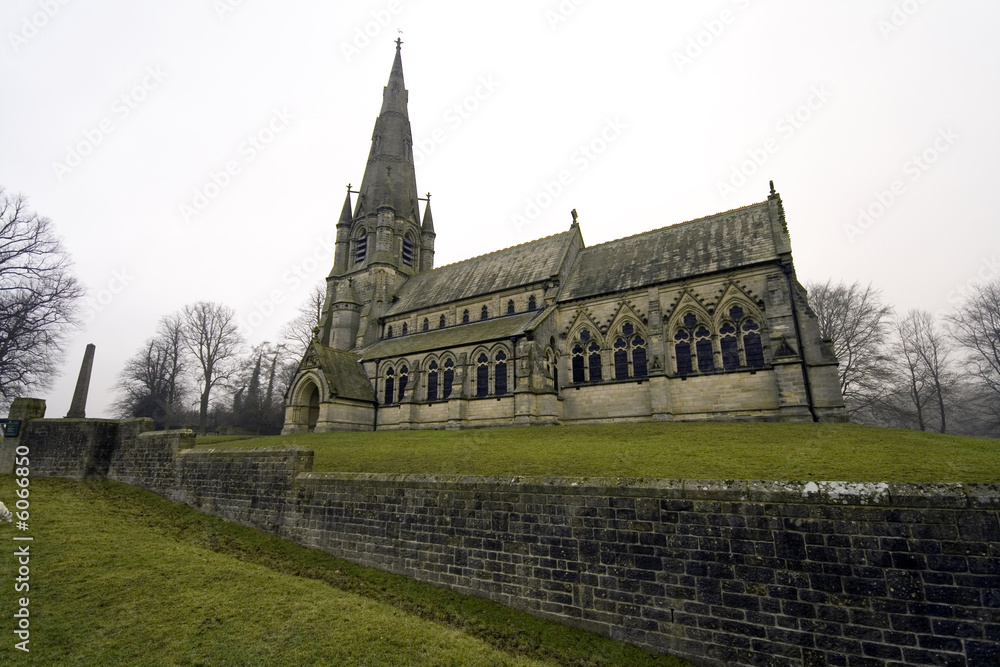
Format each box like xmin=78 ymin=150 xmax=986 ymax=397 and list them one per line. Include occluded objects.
xmin=2 ymin=1 xmax=998 ymax=418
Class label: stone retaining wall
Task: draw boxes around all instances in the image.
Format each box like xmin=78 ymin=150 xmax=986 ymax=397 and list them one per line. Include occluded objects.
xmin=8 ymin=416 xmax=999 ymax=667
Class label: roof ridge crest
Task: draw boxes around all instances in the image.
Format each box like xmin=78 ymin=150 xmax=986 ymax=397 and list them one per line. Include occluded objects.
xmin=583 ymin=200 xmax=769 ymax=250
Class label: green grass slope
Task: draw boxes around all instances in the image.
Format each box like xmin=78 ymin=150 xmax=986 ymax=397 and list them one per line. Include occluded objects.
xmin=197 ymin=422 xmax=1000 ymax=483
xmin=0 ymin=477 xmax=689 ymax=666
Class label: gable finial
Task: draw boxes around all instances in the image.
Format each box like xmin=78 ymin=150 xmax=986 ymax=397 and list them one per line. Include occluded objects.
xmin=570 ymin=208 xmax=578 ymax=226
xmin=769 ymin=180 xmax=775 ymax=195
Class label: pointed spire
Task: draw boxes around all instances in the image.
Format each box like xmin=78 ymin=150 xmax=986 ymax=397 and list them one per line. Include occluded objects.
xmin=381 ymin=37 xmax=407 ymax=117
xmin=354 ymin=42 xmax=420 ymax=224
xmin=421 ymin=192 xmax=434 ymax=234
xmin=337 ymin=185 xmax=353 ymax=226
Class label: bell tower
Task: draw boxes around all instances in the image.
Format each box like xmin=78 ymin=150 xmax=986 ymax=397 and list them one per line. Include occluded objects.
xmin=322 ymin=39 xmax=436 ymax=350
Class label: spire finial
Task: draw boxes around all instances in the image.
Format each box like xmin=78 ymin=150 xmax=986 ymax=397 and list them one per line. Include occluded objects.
xmin=425 ymin=192 xmax=431 ymax=200
xmin=395 ymin=36 xmax=403 ymax=50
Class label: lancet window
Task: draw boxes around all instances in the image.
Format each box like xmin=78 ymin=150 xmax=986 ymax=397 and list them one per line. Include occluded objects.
xmin=570 ymin=328 xmax=603 ymax=383
xmin=672 ymin=304 xmax=768 ymax=376
xmin=612 ymin=321 xmax=648 ymax=380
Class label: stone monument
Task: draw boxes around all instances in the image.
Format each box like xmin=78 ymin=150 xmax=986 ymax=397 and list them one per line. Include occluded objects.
xmin=66 ymin=343 xmax=95 ymax=418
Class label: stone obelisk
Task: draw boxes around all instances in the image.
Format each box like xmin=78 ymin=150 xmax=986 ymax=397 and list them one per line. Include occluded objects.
xmin=66 ymin=343 xmax=96 ymax=418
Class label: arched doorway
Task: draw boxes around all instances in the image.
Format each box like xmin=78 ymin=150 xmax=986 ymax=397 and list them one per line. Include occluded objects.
xmin=305 ymin=382 xmax=320 ymax=432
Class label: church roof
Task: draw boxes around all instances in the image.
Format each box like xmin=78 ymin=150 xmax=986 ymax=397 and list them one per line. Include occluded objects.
xmin=360 ymin=310 xmax=547 ymax=359
xmin=559 ymin=201 xmax=781 ymax=302
xmin=385 ymin=230 xmax=577 ymax=316
xmin=309 ymin=344 xmax=375 ymax=402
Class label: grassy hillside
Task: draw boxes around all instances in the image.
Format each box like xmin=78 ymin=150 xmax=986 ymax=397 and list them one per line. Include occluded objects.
xmin=0 ymin=477 xmax=688 ymax=666
xmin=196 ymin=422 xmax=1000 ymax=483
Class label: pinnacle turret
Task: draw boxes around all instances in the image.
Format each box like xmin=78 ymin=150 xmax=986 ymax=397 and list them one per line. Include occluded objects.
xmin=337 ymin=187 xmax=353 ymax=226
xmin=421 ymin=195 xmax=434 ymax=234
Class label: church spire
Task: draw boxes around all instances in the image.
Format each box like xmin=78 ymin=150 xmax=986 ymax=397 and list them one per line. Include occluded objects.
xmin=354 ymin=40 xmax=420 ymax=224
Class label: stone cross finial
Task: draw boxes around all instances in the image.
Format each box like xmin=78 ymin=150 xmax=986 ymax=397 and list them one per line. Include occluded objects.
xmin=395 ymin=37 xmax=403 ymax=49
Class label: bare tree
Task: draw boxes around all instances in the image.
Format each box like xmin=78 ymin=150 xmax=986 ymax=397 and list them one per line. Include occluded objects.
xmin=279 ymin=283 xmax=326 ymax=358
xmin=948 ymin=279 xmax=1000 ymax=429
xmin=892 ymin=313 xmax=933 ymax=431
xmin=182 ymin=301 xmax=245 ymax=434
xmin=806 ymin=280 xmax=894 ymax=419
xmin=0 ymin=187 xmax=85 ymax=409
xmin=890 ymin=310 xmax=952 ymax=432
xmin=113 ymin=314 xmax=187 ymax=429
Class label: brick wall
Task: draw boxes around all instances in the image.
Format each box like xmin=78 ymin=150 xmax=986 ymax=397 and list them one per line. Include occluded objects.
xmin=11 ymin=418 xmax=999 ymax=667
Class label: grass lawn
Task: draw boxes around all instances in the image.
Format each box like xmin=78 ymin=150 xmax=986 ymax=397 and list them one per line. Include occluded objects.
xmin=195 ymin=422 xmax=1000 ymax=483
xmin=0 ymin=477 xmax=689 ymax=666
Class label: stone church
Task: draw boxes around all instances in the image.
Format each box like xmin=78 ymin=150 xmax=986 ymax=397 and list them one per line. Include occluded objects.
xmin=282 ymin=43 xmax=846 ymax=433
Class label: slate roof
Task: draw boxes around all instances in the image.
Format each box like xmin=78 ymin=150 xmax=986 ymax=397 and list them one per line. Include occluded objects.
xmin=311 ymin=344 xmax=375 ymax=402
xmin=559 ymin=202 xmax=777 ymax=302
xmin=385 ymin=231 xmax=576 ymax=316
xmin=360 ymin=310 xmax=548 ymax=359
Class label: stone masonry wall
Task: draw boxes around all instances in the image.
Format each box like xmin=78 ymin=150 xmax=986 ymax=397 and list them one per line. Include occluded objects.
xmin=11 ymin=418 xmax=1000 ymax=667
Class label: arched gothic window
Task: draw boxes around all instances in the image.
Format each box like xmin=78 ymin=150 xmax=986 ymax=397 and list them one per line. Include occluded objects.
xmin=674 ymin=305 xmax=767 ymax=376
xmin=743 ymin=319 xmax=765 ymax=368
xmin=572 ymin=343 xmax=585 ymax=383
xmin=422 ymin=318 xmax=429 ymax=332
xmin=587 ymin=341 xmax=602 ymax=382
xmin=674 ymin=313 xmax=702 ymax=376
xmin=439 ymin=314 xmax=446 ymax=329
xmin=674 ymin=329 xmax=692 ymax=376
xmin=476 ymin=353 xmax=489 ymax=397
xmin=481 ymin=305 xmax=489 ymax=320
xmin=613 ymin=322 xmax=648 ymax=380
xmin=720 ymin=322 xmax=740 ymax=371
xmin=402 ymin=233 xmax=415 ymax=266
xmin=570 ymin=328 xmax=602 ymax=383
xmin=495 ymin=350 xmax=508 ymax=395
xmin=386 ymin=325 xmax=393 ymax=339
xmin=528 ymin=295 xmax=537 ymax=311
xmin=720 ymin=305 xmax=766 ymax=371
xmin=695 ymin=325 xmax=715 ymax=372
xmin=427 ymin=361 xmax=439 ymax=401
xmin=473 ymin=349 xmax=510 ymax=397
xmin=443 ymin=358 xmax=455 ymax=398
xmin=401 ymin=323 xmax=408 ymax=336
xmin=462 ymin=310 xmax=469 ymax=324
xmin=397 ymin=365 xmax=409 ymax=402
xmin=507 ymin=300 xmax=515 ymax=315
xmin=383 ymin=367 xmax=395 ymax=405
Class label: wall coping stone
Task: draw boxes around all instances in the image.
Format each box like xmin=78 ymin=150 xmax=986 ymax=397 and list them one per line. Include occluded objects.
xmin=293 ymin=470 xmax=999 ymax=508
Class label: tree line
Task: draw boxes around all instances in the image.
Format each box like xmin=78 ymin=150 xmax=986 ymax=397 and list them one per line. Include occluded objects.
xmin=110 ymin=287 xmax=323 ymax=434
xmin=806 ymin=279 xmax=1000 ymax=436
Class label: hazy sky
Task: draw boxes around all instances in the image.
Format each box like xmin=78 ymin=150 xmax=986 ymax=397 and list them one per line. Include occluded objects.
xmin=2 ymin=1 xmax=998 ymax=418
